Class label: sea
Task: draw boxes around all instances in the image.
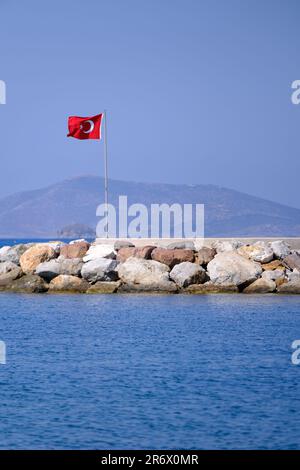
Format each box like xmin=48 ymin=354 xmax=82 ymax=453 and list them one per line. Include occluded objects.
xmin=0 ymin=240 xmax=300 ymax=449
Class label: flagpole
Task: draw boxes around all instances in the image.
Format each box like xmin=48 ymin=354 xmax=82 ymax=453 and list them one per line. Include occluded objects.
xmin=103 ymin=109 xmax=109 ymax=238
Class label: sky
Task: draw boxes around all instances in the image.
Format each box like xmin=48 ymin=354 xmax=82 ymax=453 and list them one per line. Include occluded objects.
xmin=0 ymin=0 xmax=300 ymax=208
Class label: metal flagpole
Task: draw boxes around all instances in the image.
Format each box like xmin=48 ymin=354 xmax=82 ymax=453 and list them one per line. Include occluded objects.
xmin=103 ymin=109 xmax=109 ymax=238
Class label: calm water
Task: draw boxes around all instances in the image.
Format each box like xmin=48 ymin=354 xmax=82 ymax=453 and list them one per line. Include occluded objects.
xmin=0 ymin=293 xmax=300 ymax=449
xmin=0 ymin=239 xmax=89 ymax=248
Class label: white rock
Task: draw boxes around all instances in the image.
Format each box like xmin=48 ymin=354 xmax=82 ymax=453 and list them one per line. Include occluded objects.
xmin=262 ymin=269 xmax=285 ymax=282
xmin=269 ymin=240 xmax=291 ymax=259
xmin=0 ymin=246 xmax=11 ymax=257
xmin=0 ymin=261 xmax=19 ymax=274
xmin=81 ymin=258 xmax=119 ymax=283
xmin=238 ymin=242 xmax=273 ymax=264
xmin=207 ymin=252 xmax=262 ymax=286
xmin=118 ymin=257 xmax=177 ymax=291
xmin=212 ymin=240 xmax=243 ymax=253
xmin=69 ymin=239 xmax=87 ymax=245
xmin=287 ymin=269 xmax=300 ymax=282
xmin=36 ymin=258 xmax=83 ymax=282
xmin=83 ymin=244 xmax=116 ymax=262
xmin=170 ymin=262 xmax=206 ymax=287
xmin=0 ymin=244 xmax=32 ymax=264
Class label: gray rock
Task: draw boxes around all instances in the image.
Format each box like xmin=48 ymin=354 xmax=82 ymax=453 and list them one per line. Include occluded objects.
xmin=81 ymin=258 xmax=119 ymax=283
xmin=262 ymin=269 xmax=285 ymax=282
xmin=167 ymin=241 xmax=195 ymax=250
xmin=114 ymin=240 xmax=135 ymax=251
xmin=36 ymin=258 xmax=83 ymax=281
xmin=170 ymin=262 xmax=206 ymax=287
xmin=118 ymin=257 xmax=177 ymax=292
xmin=10 ymin=275 xmax=48 ymax=293
xmin=0 ymin=268 xmax=22 ymax=288
xmin=0 ymin=244 xmax=32 ymax=265
xmin=243 ymin=278 xmax=276 ymax=294
xmin=207 ymin=251 xmax=262 ymax=287
xmin=197 ymin=247 xmax=216 ymax=265
xmin=270 ymin=240 xmax=291 ymax=259
xmin=287 ymin=269 xmax=300 ymax=282
xmin=0 ymin=261 xmax=20 ymax=274
xmin=278 ymin=280 xmax=300 ymax=294
xmin=283 ymin=253 xmax=300 ymax=271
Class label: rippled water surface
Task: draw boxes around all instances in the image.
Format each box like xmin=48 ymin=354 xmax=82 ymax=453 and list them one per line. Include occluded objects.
xmin=0 ymin=293 xmax=300 ymax=449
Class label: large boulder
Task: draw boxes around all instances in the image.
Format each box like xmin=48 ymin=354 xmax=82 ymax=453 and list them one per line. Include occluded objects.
xmin=10 ymin=275 xmax=48 ymax=293
xmin=243 ymin=278 xmax=276 ymax=294
xmin=60 ymin=241 xmax=90 ymax=259
xmin=0 ymin=244 xmax=33 ymax=265
xmin=83 ymin=244 xmax=116 ymax=262
xmin=118 ymin=257 xmax=177 ymax=292
xmin=87 ymin=281 xmax=121 ymax=294
xmin=237 ymin=242 xmax=273 ymax=264
xmin=185 ymin=282 xmax=238 ymax=294
xmin=170 ymin=262 xmax=206 ymax=288
xmin=151 ymin=248 xmax=194 ymax=268
xmin=117 ymin=246 xmax=155 ymax=263
xmin=270 ymin=240 xmax=291 ymax=259
xmin=197 ymin=247 xmax=216 ymax=265
xmin=207 ymin=252 xmax=262 ymax=287
xmin=49 ymin=275 xmax=89 ymax=293
xmin=81 ymin=258 xmax=119 ymax=283
xmin=283 ymin=253 xmax=300 ymax=271
xmin=278 ymin=280 xmax=300 ymax=294
xmin=20 ymin=245 xmax=57 ymax=274
xmin=212 ymin=240 xmax=243 ymax=253
xmin=36 ymin=258 xmax=83 ymax=282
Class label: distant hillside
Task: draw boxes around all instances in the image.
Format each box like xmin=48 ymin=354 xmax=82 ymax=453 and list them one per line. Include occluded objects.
xmin=0 ymin=176 xmax=299 ymax=237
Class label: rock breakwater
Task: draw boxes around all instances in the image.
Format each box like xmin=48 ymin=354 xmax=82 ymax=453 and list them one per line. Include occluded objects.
xmin=0 ymin=239 xmax=300 ymax=294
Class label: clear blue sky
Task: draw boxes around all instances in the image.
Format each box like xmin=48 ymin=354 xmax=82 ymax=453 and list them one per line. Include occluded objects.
xmin=0 ymin=0 xmax=299 ymax=207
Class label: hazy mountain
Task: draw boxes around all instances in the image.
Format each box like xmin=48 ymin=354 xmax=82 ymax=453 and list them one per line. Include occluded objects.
xmin=0 ymin=176 xmax=299 ymax=238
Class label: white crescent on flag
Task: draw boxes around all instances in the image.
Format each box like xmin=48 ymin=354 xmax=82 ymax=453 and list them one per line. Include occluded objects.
xmin=80 ymin=120 xmax=95 ymax=134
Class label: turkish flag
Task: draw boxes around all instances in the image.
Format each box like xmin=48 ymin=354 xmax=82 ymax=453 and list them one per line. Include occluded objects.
xmin=67 ymin=114 xmax=103 ymax=140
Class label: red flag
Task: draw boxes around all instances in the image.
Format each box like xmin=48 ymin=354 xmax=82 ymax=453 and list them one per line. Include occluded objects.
xmin=67 ymin=114 xmax=103 ymax=140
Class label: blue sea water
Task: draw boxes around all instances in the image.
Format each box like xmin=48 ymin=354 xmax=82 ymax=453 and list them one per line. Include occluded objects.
xmin=0 ymin=239 xmax=88 ymax=248
xmin=0 ymin=293 xmax=300 ymax=450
